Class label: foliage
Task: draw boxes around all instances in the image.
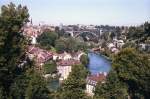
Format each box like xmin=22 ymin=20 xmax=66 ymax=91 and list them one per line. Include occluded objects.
xmin=55 ymin=26 xmax=65 ymax=37
xmin=9 ymin=68 xmax=51 ymax=99
xmin=80 ymin=54 xmax=89 ymax=66
xmin=126 ymin=22 xmax=150 ymax=43
xmin=94 ymin=48 xmax=150 ymax=99
xmin=122 ymin=41 xmax=137 ymax=49
xmin=0 ymin=3 xmax=50 ymax=99
xmin=25 ymin=70 xmax=50 ymax=99
xmin=37 ymin=31 xmax=58 ymax=49
xmin=63 ymin=64 xmax=88 ymax=90
xmin=59 ymin=64 xmax=89 ymax=99
xmin=0 ymin=3 xmax=29 ymax=98
xmin=94 ymin=70 xmax=129 ymax=99
xmin=55 ymin=37 xmax=88 ymax=53
xmin=44 ymin=61 xmax=57 ymax=74
xmin=112 ymin=48 xmax=150 ymax=98
xmin=55 ymin=37 xmax=67 ymax=52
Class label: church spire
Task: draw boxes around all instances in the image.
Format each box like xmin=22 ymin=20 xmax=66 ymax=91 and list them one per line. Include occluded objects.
xmin=30 ymin=18 xmax=33 ymax=25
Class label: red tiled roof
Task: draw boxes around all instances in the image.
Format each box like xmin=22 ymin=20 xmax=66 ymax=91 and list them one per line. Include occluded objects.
xmin=57 ymin=59 xmax=81 ymax=66
xmin=27 ymin=46 xmax=53 ymax=63
xmin=87 ymin=73 xmax=106 ymax=86
xmin=87 ymin=74 xmax=106 ymax=82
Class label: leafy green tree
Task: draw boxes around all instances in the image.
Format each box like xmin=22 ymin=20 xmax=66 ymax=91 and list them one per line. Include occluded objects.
xmin=63 ymin=64 xmax=88 ymax=90
xmin=122 ymin=41 xmax=137 ymax=49
xmin=55 ymin=37 xmax=67 ymax=52
xmin=9 ymin=73 xmax=30 ymax=99
xmin=94 ymin=48 xmax=150 ymax=99
xmin=94 ymin=70 xmax=129 ymax=99
xmin=37 ymin=31 xmax=58 ymax=49
xmin=55 ymin=37 xmax=88 ymax=53
xmin=0 ymin=3 xmax=29 ymax=98
xmin=44 ymin=61 xmax=57 ymax=74
xmin=76 ymin=41 xmax=88 ymax=51
xmin=60 ymin=64 xmax=89 ymax=99
xmin=112 ymin=48 xmax=150 ymax=98
xmin=25 ymin=71 xmax=50 ymax=99
xmin=9 ymin=68 xmax=51 ymax=99
xmin=54 ymin=26 xmax=65 ymax=37
xmin=0 ymin=3 xmax=51 ymax=99
xmin=80 ymin=54 xmax=89 ymax=66
xmin=126 ymin=22 xmax=150 ymax=43
xmin=65 ymin=37 xmax=78 ymax=52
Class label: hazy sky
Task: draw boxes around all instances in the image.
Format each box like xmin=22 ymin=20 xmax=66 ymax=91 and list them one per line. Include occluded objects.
xmin=0 ymin=0 xmax=149 ymax=26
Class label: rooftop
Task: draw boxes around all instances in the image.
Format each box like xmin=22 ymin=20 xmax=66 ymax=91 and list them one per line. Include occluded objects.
xmin=87 ymin=73 xmax=106 ymax=86
xmin=57 ymin=59 xmax=81 ymax=66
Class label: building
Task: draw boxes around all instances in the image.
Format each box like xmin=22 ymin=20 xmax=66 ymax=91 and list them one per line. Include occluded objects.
xmin=57 ymin=59 xmax=81 ymax=81
xmin=113 ymin=39 xmax=125 ymax=48
xmin=53 ymin=52 xmax=72 ymax=60
xmin=139 ymin=43 xmax=150 ymax=52
xmin=110 ymin=47 xmax=119 ymax=54
xmin=27 ymin=46 xmax=53 ymax=70
xmin=72 ymin=51 xmax=85 ymax=60
xmin=107 ymin=43 xmax=115 ymax=50
xmin=31 ymin=36 xmax=37 ymax=44
xmin=86 ymin=73 xmax=107 ymax=96
xmin=22 ymin=24 xmax=43 ymax=45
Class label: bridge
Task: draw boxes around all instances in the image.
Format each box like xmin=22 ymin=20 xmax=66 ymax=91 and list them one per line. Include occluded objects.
xmin=65 ymin=30 xmax=99 ymax=37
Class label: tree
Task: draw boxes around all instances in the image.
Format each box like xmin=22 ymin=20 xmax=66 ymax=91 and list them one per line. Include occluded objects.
xmin=55 ymin=37 xmax=67 ymax=52
xmin=55 ymin=26 xmax=65 ymax=37
xmin=126 ymin=22 xmax=150 ymax=43
xmin=0 ymin=3 xmax=51 ymax=99
xmin=55 ymin=37 xmax=88 ymax=53
xmin=37 ymin=31 xmax=58 ymax=49
xmin=80 ymin=54 xmax=89 ymax=66
xmin=60 ymin=64 xmax=89 ymax=99
xmin=112 ymin=48 xmax=150 ymax=98
xmin=0 ymin=3 xmax=29 ymax=98
xmin=122 ymin=41 xmax=137 ymax=49
xmin=43 ymin=61 xmax=57 ymax=74
xmin=94 ymin=48 xmax=150 ymax=99
xmin=65 ymin=37 xmax=78 ymax=52
xmin=94 ymin=70 xmax=129 ymax=99
xmin=25 ymin=71 xmax=50 ymax=99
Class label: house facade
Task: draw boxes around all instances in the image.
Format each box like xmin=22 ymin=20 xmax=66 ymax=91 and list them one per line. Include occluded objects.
xmin=86 ymin=73 xmax=107 ymax=96
xmin=72 ymin=51 xmax=85 ymax=60
xmin=57 ymin=60 xmax=81 ymax=81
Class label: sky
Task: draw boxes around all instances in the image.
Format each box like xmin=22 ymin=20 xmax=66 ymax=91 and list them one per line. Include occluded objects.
xmin=0 ymin=0 xmax=149 ymax=26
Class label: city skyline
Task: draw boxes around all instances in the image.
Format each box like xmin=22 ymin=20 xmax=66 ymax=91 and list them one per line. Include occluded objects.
xmin=0 ymin=0 xmax=149 ymax=26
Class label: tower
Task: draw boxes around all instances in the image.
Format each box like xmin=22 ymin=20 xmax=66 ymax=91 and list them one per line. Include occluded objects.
xmin=30 ymin=18 xmax=33 ymax=25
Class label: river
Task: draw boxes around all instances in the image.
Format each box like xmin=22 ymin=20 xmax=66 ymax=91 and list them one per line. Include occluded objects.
xmin=47 ymin=52 xmax=111 ymax=91
xmin=87 ymin=52 xmax=111 ymax=74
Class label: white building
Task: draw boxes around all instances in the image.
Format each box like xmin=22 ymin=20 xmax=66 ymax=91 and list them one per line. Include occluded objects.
xmin=72 ymin=51 xmax=85 ymax=60
xmin=53 ymin=52 xmax=72 ymax=60
xmin=117 ymin=40 xmax=125 ymax=48
xmin=57 ymin=60 xmax=80 ymax=81
xmin=31 ymin=36 xmax=37 ymax=44
xmin=86 ymin=73 xmax=106 ymax=96
xmin=107 ymin=43 xmax=115 ymax=49
xmin=113 ymin=39 xmax=125 ymax=48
